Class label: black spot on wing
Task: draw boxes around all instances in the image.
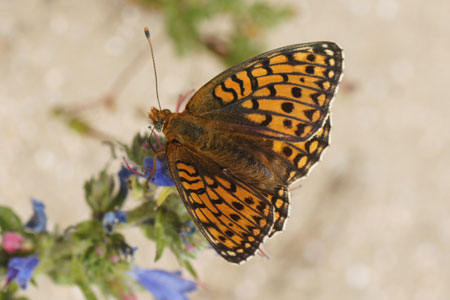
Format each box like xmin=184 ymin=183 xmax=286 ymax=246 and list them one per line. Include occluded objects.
xmin=232 ymin=201 xmax=245 ymax=211
xmin=305 ymin=66 xmax=315 ymax=74
xmin=295 ymin=123 xmax=306 ymax=137
xmin=291 ymin=87 xmax=302 ymax=98
xmin=283 ymin=119 xmax=292 ymax=128
xmin=303 ymin=109 xmax=316 ymax=121
xmin=281 ymin=102 xmax=294 ymax=113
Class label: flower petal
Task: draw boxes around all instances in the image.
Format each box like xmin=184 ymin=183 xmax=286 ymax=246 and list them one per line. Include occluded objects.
xmin=143 ymin=158 xmax=175 ymax=187
xmin=129 ymin=267 xmax=196 ymax=300
xmin=24 ymin=199 xmax=47 ymax=233
xmin=6 ymin=255 xmax=40 ymax=289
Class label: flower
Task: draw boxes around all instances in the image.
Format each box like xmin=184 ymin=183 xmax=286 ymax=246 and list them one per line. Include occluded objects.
xmin=122 ymin=156 xmax=174 ymax=187
xmin=118 ymin=166 xmax=132 ymax=192
xmin=2 ymin=232 xmax=26 ymax=254
xmin=128 ymin=267 xmax=197 ymax=300
xmin=110 ymin=242 xmax=138 ymax=263
xmin=115 ymin=211 xmax=127 ymax=223
xmin=24 ymin=199 xmax=47 ymax=233
xmin=5 ymin=255 xmax=40 ymax=289
xmin=119 ymin=166 xmax=132 ymax=181
xmin=102 ymin=211 xmax=127 ymax=234
xmin=120 ymin=242 xmax=138 ymax=260
xmin=142 ymin=157 xmax=174 ymax=187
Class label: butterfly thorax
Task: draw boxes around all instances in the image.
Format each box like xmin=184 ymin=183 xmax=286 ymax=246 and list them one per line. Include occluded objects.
xmin=150 ymin=107 xmax=279 ymax=187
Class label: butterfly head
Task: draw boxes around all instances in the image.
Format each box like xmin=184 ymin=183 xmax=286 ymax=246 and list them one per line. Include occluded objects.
xmin=149 ymin=107 xmax=171 ymax=132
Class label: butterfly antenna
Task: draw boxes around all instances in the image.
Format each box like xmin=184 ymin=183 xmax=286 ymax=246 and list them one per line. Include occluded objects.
xmin=144 ymin=27 xmax=162 ymax=110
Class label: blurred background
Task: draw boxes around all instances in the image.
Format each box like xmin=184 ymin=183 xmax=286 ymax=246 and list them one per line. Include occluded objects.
xmin=1 ymin=0 xmax=449 ymax=299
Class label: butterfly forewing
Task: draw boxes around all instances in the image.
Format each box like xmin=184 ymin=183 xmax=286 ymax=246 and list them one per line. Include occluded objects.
xmin=166 ymin=142 xmax=275 ymax=263
xmin=186 ymin=42 xmax=343 ymax=142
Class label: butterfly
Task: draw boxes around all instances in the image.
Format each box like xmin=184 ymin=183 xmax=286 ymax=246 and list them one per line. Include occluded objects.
xmin=149 ymin=42 xmax=344 ymax=263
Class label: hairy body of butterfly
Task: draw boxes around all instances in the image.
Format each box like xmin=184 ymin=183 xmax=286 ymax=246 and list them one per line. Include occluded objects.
xmin=150 ymin=42 xmax=343 ymax=263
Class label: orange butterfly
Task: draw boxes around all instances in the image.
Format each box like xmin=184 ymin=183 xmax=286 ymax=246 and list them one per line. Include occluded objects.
xmin=149 ymin=40 xmax=343 ymax=263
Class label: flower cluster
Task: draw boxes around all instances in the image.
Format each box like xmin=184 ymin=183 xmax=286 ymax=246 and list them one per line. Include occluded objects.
xmin=1 ymin=199 xmax=47 ymax=290
xmin=0 ymin=133 xmax=203 ymax=300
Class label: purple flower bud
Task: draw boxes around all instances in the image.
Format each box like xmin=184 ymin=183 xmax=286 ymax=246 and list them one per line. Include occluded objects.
xmin=2 ymin=232 xmax=26 ymax=254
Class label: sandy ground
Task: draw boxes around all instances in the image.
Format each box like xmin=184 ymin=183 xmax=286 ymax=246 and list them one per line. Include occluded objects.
xmin=1 ymin=0 xmax=450 ymax=299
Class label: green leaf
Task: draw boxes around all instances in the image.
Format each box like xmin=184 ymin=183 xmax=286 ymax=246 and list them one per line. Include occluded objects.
xmin=76 ymin=279 xmax=98 ymax=300
xmin=0 ymin=281 xmax=20 ymax=300
xmin=156 ymin=187 xmax=174 ymax=206
xmin=0 ymin=206 xmax=22 ymax=233
xmin=153 ymin=210 xmax=167 ymax=261
xmin=183 ymin=259 xmax=198 ymax=279
xmin=155 ymin=237 xmax=167 ymax=261
xmin=73 ymin=220 xmax=103 ymax=240
xmin=71 ymin=259 xmax=98 ymax=300
xmin=84 ymin=170 xmax=115 ymax=216
xmin=126 ymin=200 xmax=157 ymax=224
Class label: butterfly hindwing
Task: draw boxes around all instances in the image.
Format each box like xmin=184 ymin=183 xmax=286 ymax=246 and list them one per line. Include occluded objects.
xmin=265 ymin=116 xmax=332 ymax=236
xmin=166 ymin=142 xmax=275 ymax=263
xmin=263 ymin=186 xmax=289 ymax=237
xmin=186 ymin=42 xmax=343 ymax=142
xmin=274 ymin=115 xmax=332 ymax=186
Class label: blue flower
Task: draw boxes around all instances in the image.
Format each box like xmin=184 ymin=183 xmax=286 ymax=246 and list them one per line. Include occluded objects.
xmin=6 ymin=255 xmax=40 ymax=289
xmin=118 ymin=166 xmax=132 ymax=190
xmin=129 ymin=267 xmax=196 ymax=300
xmin=24 ymin=199 xmax=47 ymax=233
xmin=115 ymin=211 xmax=127 ymax=223
xmin=142 ymin=157 xmax=174 ymax=187
xmin=102 ymin=211 xmax=127 ymax=234
xmin=120 ymin=242 xmax=138 ymax=259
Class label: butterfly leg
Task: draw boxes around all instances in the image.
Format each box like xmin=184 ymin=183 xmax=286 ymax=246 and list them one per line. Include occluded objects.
xmin=145 ymin=149 xmax=166 ymax=189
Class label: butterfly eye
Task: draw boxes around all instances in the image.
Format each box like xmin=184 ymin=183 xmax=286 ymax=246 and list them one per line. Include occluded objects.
xmin=149 ymin=108 xmax=171 ymax=132
xmin=154 ymin=119 xmax=164 ymax=132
